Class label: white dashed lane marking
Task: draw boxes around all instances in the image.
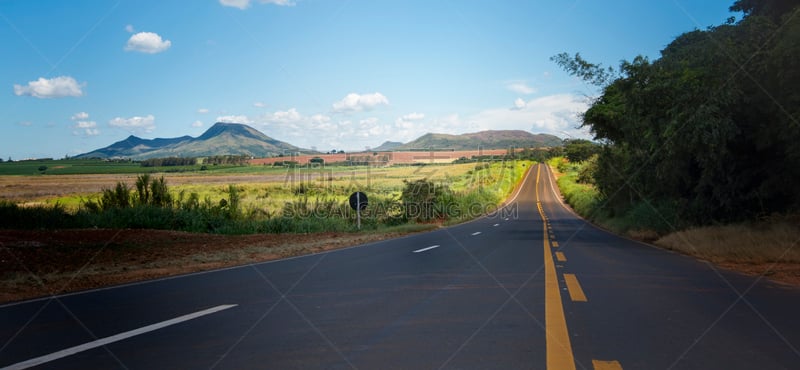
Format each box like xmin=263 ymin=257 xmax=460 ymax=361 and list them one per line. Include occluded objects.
xmin=413 ymin=245 xmax=441 ymax=253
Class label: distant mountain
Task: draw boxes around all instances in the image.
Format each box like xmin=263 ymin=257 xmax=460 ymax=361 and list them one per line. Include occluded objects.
xmin=76 ymin=122 xmax=309 ymax=160
xmin=396 ymin=130 xmax=562 ymax=150
xmin=372 ymin=141 xmax=404 ymax=151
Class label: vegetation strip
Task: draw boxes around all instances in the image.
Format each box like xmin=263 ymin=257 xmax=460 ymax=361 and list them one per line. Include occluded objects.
xmin=1 ymin=160 xmax=531 ymax=234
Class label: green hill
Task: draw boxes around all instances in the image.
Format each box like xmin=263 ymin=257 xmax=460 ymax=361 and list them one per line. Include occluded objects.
xmin=397 ymin=130 xmax=562 ymax=150
xmin=75 ymin=122 xmax=309 ymax=160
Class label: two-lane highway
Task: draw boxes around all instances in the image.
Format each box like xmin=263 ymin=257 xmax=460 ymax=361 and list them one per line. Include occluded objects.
xmin=2 ymin=163 xmax=800 ymax=369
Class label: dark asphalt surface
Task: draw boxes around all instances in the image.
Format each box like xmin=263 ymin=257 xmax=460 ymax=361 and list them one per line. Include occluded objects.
xmin=1 ymin=163 xmax=799 ymax=369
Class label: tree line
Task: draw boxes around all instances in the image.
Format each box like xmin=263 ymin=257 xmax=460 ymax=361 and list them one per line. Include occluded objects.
xmin=140 ymin=155 xmax=250 ymax=167
xmin=553 ymin=0 xmax=800 ymax=225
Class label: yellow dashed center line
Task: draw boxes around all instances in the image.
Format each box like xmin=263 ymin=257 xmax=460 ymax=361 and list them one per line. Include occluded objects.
xmin=563 ymin=274 xmax=588 ymax=302
xmin=592 ymin=360 xmax=623 ymax=370
xmin=538 ymin=164 xmax=623 ymax=369
xmin=555 ymin=251 xmax=567 ymax=262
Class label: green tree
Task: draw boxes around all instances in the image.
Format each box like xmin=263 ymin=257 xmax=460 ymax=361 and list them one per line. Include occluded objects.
xmin=730 ymin=0 xmax=799 ymax=19
xmin=554 ymin=0 xmax=800 ymax=223
xmin=563 ymin=139 xmax=600 ymax=163
xmin=550 ymin=52 xmax=617 ymax=87
xmin=309 ymin=157 xmax=325 ymax=166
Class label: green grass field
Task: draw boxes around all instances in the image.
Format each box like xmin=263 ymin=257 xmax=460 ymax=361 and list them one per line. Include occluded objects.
xmin=0 ymin=159 xmax=229 ymax=175
xmin=1 ymin=159 xmax=532 ymax=234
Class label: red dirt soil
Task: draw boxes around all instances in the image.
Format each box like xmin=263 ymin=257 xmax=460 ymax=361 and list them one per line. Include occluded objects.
xmin=0 ymin=228 xmax=412 ymax=304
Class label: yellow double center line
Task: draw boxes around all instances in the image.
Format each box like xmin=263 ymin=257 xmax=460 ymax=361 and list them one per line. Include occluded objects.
xmin=537 ymin=165 xmax=576 ymax=370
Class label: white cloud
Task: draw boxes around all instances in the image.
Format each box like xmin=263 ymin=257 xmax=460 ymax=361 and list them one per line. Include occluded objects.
xmin=262 ymin=0 xmax=295 ymax=5
xmin=125 ymin=24 xmax=135 ymax=33
xmin=197 ymin=108 xmax=210 ymax=114
xmin=109 ymin=114 xmax=156 ymax=134
xmin=71 ymin=112 xmax=89 ymax=120
xmin=253 ymin=101 xmax=266 ymax=108
xmin=192 ymin=120 xmax=204 ymax=128
xmin=511 ymin=98 xmax=527 ymax=110
xmin=267 ymin=108 xmax=302 ymax=123
xmin=206 ymin=94 xmax=588 ymax=151
xmin=70 ymin=112 xmax=99 ymax=136
xmin=402 ymin=112 xmax=425 ymax=121
xmin=220 ymin=0 xmax=250 ymax=9
xmin=506 ymin=81 xmax=536 ymax=95
xmin=216 ymin=109 xmax=391 ymax=149
xmin=219 ymin=0 xmax=295 ymax=9
xmin=125 ymin=32 xmax=172 ymax=54
xmin=471 ymin=94 xmax=590 ymax=139
xmin=379 ymin=94 xmax=590 ymax=146
xmin=14 ymin=76 xmax=85 ymax=98
xmin=332 ymin=92 xmax=389 ymax=113
xmin=75 ymin=121 xmax=97 ymax=129
xmin=215 ymin=115 xmax=253 ymax=124
xmin=358 ymin=118 xmax=388 ymax=137
xmin=310 ymin=114 xmax=331 ymax=125
xmin=395 ymin=112 xmax=425 ymax=128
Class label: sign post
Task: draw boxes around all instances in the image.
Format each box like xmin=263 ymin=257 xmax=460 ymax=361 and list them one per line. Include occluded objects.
xmin=348 ymin=191 xmax=368 ymax=230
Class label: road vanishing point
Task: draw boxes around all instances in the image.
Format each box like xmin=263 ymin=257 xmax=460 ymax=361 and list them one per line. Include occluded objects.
xmin=2 ymin=164 xmax=799 ymax=369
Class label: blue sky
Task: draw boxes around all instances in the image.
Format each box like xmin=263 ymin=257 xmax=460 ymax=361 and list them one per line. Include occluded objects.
xmin=1 ymin=0 xmax=737 ymax=159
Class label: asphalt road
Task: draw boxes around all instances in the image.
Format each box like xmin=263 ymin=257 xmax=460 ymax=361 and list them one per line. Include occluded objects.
xmin=2 ymin=163 xmax=799 ymax=369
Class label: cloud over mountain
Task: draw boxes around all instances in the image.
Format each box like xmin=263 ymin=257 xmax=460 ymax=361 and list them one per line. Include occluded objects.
xmin=109 ymin=115 xmax=156 ymax=134
xmin=71 ymin=112 xmax=98 ymax=137
xmin=332 ymin=93 xmax=389 ymax=113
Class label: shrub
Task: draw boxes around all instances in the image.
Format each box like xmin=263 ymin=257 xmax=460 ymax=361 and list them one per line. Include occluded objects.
xmin=401 ymin=179 xmax=452 ymax=222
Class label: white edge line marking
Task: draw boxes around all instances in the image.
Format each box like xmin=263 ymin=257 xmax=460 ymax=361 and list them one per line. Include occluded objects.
xmin=471 ymin=232 xmax=482 ymax=236
xmin=3 ymin=304 xmax=238 ymax=370
xmin=413 ymin=245 xmax=441 ymax=253
xmin=493 ymin=224 xmax=500 ymax=227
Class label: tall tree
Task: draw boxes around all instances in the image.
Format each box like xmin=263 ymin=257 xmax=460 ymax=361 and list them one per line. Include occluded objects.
xmin=554 ymin=0 xmax=800 ymax=223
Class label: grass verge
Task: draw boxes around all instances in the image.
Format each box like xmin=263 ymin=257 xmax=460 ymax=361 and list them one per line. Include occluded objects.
xmin=654 ymin=215 xmax=800 ymax=264
xmin=548 ymin=157 xmax=800 ymax=286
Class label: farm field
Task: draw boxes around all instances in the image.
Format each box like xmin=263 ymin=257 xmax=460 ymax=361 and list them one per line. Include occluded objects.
xmin=0 ymin=160 xmax=532 ymax=302
xmin=0 ymin=162 xmax=509 ymax=209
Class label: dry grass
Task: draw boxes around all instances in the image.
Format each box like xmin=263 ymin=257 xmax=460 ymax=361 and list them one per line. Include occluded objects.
xmin=655 ymin=216 xmax=800 ymax=264
xmin=626 ymin=229 xmax=661 ymax=242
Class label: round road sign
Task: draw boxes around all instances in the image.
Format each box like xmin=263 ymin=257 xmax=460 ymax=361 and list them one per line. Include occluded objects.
xmin=349 ymin=191 xmax=368 ymax=210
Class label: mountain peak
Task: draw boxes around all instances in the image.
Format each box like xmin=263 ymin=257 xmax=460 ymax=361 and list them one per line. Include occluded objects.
xmin=397 ymin=130 xmax=562 ymax=150
xmin=197 ymin=122 xmax=262 ymax=141
xmin=75 ymin=122 xmax=308 ymax=160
